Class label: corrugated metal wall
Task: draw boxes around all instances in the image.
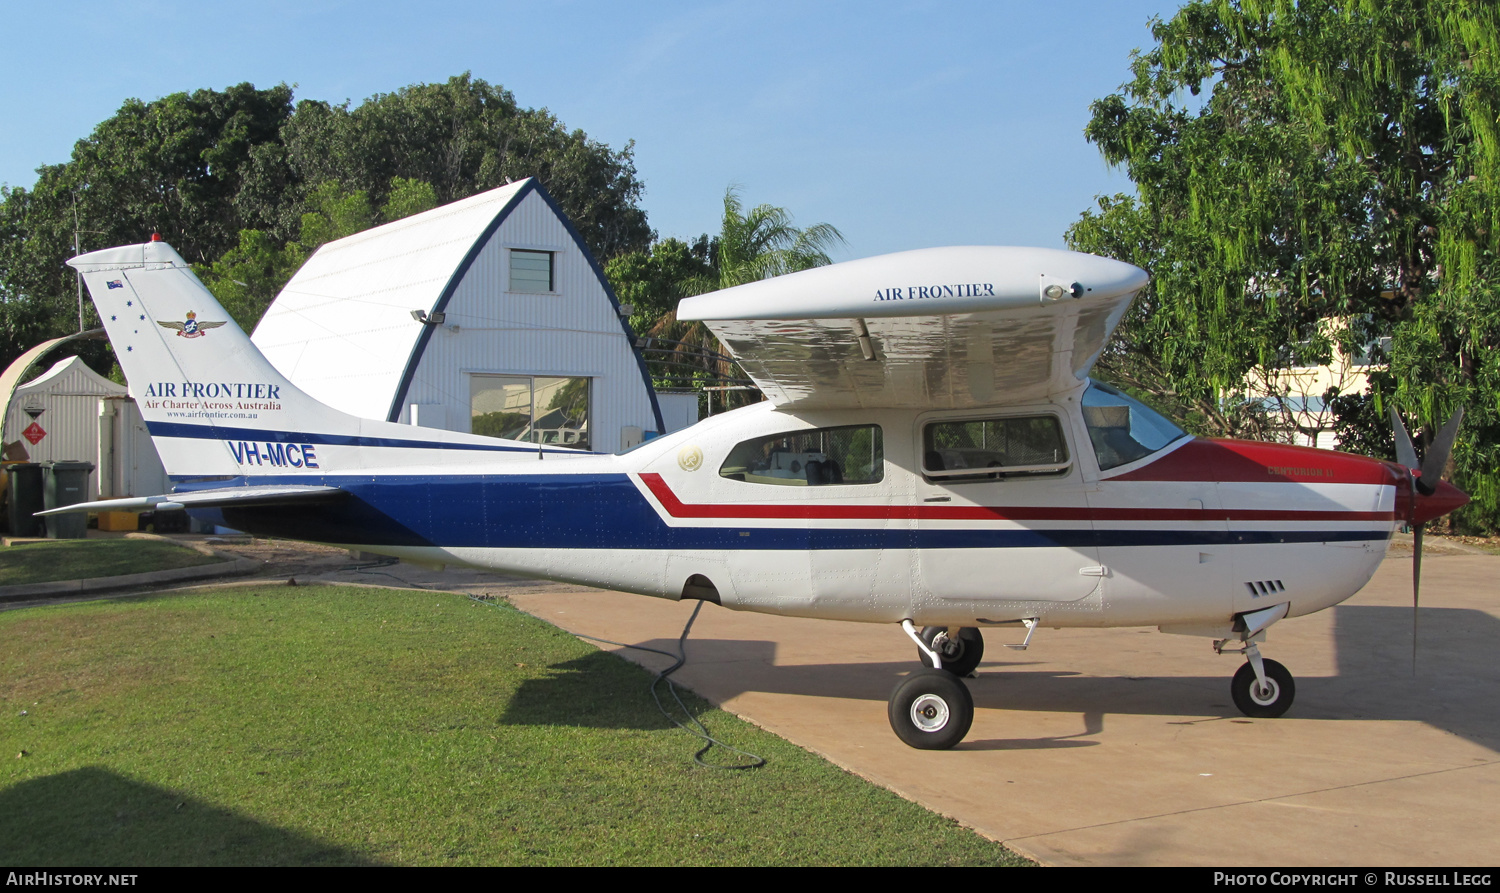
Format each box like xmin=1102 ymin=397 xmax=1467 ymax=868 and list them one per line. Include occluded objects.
xmin=2 ymin=356 xmax=168 ymax=499
xmin=401 ymin=190 xmax=658 ymax=451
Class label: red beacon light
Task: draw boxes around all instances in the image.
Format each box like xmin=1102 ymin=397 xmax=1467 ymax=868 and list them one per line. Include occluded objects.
xmin=150 ymin=233 xmax=163 ymax=242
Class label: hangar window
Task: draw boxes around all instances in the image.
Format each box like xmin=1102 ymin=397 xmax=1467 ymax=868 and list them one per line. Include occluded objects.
xmin=509 ymin=250 xmax=554 ymax=293
xmin=471 ymin=374 xmax=589 ymax=450
xmin=923 ymin=415 xmax=1070 ymax=481
xmin=719 ymin=425 xmax=883 ymax=486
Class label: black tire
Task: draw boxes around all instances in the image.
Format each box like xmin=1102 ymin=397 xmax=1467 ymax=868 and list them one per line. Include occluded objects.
xmin=888 ymin=669 xmax=974 ymax=750
xmin=1231 ymin=658 xmax=1296 ymax=718
xmin=917 ymin=626 xmax=985 ymax=676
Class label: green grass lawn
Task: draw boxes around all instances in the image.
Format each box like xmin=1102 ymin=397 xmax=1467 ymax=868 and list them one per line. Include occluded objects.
xmin=0 ymin=539 xmax=222 ymax=586
xmin=0 ymin=585 xmax=1030 ymax=866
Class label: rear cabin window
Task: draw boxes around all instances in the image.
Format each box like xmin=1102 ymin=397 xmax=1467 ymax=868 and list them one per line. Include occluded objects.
xmin=922 ymin=415 xmax=1070 ymax=481
xmin=719 ymin=425 xmax=883 ymax=486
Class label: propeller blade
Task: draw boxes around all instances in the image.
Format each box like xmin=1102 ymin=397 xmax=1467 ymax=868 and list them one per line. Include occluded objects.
xmin=1417 ymin=407 xmax=1465 ymax=495
xmin=1412 ymin=521 xmax=1422 ymax=675
xmin=1391 ymin=406 xmax=1419 ymax=470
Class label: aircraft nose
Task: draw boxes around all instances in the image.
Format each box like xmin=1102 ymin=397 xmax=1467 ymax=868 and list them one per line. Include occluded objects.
xmin=1411 ymin=477 xmax=1469 ymax=525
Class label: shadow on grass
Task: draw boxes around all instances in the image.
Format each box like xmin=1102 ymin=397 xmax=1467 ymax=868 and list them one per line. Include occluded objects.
xmin=500 ymin=649 xmax=711 ymax=730
xmin=0 ymin=767 xmax=377 ymax=866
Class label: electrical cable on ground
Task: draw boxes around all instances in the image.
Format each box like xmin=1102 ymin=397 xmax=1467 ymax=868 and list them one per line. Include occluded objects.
xmin=321 ymin=554 xmax=765 ymax=769
xmin=470 ymin=595 xmax=765 ymax=771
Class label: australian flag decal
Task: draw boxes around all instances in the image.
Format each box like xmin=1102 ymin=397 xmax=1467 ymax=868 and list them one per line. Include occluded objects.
xmin=106 ymin=280 xmax=123 ymax=289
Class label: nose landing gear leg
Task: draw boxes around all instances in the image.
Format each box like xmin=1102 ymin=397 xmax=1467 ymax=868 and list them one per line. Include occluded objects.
xmin=1217 ymin=603 xmax=1296 ymax=718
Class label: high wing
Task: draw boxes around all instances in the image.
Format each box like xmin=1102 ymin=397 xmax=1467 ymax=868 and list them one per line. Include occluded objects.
xmin=677 ymin=246 xmax=1149 ymax=409
xmin=35 ymin=484 xmax=349 ymax=517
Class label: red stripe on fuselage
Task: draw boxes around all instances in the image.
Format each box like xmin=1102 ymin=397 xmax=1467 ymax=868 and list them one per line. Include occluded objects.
xmin=636 ymin=473 xmax=1393 ymax=523
xmin=1108 ymin=438 xmax=1402 ymax=486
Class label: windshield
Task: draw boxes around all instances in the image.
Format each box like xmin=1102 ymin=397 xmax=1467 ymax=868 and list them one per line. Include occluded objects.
xmin=1081 ymin=380 xmax=1189 ymax=471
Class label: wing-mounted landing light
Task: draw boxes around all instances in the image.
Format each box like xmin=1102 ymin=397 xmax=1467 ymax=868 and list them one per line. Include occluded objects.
xmin=1390 ymin=406 xmax=1468 ymax=673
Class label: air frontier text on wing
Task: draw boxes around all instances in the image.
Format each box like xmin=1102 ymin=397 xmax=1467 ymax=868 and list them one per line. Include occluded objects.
xmin=874 ymin=283 xmax=996 ymax=301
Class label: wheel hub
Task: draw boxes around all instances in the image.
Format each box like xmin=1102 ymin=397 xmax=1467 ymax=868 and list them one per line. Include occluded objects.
xmin=910 ymin=694 xmax=951 ymax=732
xmin=1251 ymin=679 xmax=1280 ymax=706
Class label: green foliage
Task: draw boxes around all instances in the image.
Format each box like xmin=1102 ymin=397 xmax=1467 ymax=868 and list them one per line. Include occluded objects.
xmin=1068 ymin=0 xmax=1500 ymax=530
xmin=1388 ymin=273 xmax=1500 ymax=530
xmin=0 ymin=84 xmax=295 ymax=295
xmin=693 ymin=187 xmax=845 ymax=292
xmin=278 ymin=73 xmax=649 ymax=259
xmin=605 ymin=236 xmax=714 ymax=335
xmin=381 ymin=177 xmax=440 ymax=222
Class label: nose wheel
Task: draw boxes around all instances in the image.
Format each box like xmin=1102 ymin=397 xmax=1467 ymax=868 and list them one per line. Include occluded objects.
xmin=1230 ymin=656 xmax=1296 ymax=718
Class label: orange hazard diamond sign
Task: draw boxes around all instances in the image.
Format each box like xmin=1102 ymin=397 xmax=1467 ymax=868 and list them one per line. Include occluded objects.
xmin=22 ymin=422 xmax=45 ymax=445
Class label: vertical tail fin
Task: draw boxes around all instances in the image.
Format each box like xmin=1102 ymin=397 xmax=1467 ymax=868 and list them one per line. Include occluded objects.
xmin=71 ymin=240 xmax=371 ymax=477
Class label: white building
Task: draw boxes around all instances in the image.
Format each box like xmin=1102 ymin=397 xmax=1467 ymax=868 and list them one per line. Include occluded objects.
xmin=252 ymin=179 xmax=686 ymax=452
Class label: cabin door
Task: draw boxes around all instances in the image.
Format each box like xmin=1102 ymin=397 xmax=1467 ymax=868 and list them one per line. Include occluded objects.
xmin=914 ymin=410 xmax=1102 ymax=604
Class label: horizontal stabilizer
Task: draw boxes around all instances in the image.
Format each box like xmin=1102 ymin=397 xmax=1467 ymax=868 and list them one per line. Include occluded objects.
xmin=35 ymin=485 xmax=349 ymax=517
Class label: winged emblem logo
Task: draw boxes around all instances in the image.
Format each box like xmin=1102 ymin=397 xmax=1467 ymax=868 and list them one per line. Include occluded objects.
xmin=157 ymin=311 xmax=228 ymax=338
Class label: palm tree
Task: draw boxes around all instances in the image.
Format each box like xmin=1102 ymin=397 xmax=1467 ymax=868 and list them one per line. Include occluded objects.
xmin=692 ymin=187 xmax=845 ymax=291
xmin=641 ymin=188 xmax=844 ymax=411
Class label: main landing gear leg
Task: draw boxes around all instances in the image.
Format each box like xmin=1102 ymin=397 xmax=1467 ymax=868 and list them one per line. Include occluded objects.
xmin=891 ymin=621 xmax=974 ymax=749
xmin=915 ymin=625 xmax=986 ymax=677
xmin=1217 ymin=604 xmax=1296 ymax=718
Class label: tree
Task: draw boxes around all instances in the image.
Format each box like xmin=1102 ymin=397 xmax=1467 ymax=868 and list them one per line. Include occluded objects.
xmin=277 ymin=74 xmax=651 ymax=260
xmin=693 ymin=188 xmax=845 ymax=291
xmin=1067 ymin=0 xmax=1500 ymax=531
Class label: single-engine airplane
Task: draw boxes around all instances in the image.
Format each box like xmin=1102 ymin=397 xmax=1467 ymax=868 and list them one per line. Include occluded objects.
xmin=47 ymin=237 xmax=1468 ymax=749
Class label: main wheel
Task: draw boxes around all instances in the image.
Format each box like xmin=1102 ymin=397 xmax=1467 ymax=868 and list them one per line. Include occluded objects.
xmin=917 ymin=626 xmax=984 ymax=676
xmin=888 ymin=669 xmax=974 ymax=750
xmin=1231 ymin=658 xmax=1296 ymax=718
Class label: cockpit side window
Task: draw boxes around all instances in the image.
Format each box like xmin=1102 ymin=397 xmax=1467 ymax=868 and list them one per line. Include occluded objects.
xmin=922 ymin=415 xmax=1070 ymax=482
xmin=719 ymin=425 xmax=883 ymax=486
xmin=1082 ymin=380 xmax=1189 ymax=471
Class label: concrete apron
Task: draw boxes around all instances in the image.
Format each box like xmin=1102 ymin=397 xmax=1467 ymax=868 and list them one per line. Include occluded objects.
xmin=506 ymin=554 xmax=1500 ymax=867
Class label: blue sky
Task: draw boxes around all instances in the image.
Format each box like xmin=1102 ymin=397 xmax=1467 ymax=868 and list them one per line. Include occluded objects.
xmin=1 ymin=1 xmax=1182 ymax=260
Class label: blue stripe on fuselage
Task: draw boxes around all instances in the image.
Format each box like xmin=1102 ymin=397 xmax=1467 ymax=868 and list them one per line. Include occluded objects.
xmin=176 ymin=473 xmax=1392 ymax=550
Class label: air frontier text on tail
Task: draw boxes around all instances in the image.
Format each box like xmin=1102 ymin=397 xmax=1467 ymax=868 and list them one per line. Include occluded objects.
xmin=144 ymin=381 xmax=283 ymax=399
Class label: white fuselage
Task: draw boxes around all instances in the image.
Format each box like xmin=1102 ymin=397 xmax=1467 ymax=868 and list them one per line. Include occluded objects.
xmin=203 ymin=391 xmax=1398 ymax=639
